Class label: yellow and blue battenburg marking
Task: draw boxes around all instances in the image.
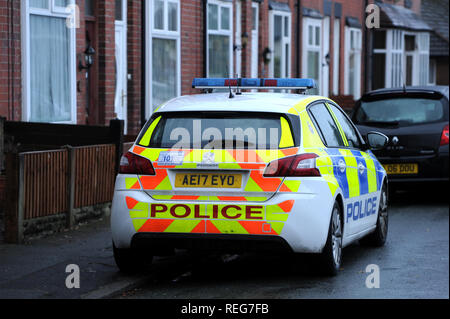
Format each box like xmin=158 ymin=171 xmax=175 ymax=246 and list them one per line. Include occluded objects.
xmin=325 ymin=148 xmax=350 ymax=199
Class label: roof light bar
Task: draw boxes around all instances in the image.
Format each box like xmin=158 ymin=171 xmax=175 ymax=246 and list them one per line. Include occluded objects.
xmin=192 ymin=78 xmax=316 ymax=90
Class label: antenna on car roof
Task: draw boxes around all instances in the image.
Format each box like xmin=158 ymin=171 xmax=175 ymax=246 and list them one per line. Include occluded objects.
xmin=228 ymin=83 xmax=234 ymax=99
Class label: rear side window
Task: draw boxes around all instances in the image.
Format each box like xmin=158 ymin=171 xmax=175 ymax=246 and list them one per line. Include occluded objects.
xmin=355 ymin=97 xmax=445 ymax=126
xmin=328 ymin=103 xmax=362 ymax=149
xmin=137 ymin=112 xmax=299 ymax=149
xmin=309 ymin=103 xmax=345 ymax=147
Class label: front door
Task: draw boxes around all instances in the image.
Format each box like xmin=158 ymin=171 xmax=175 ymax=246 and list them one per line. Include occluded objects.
xmin=114 ymin=0 xmax=128 ymax=133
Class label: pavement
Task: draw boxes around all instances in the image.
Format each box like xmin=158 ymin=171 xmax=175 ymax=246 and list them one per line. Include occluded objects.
xmin=0 ymin=217 xmax=137 ymax=299
xmin=0 ymin=183 xmax=448 ymax=299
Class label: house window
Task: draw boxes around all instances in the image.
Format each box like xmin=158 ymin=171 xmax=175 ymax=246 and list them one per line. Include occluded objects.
xmin=270 ymin=10 xmax=291 ymax=79
xmin=148 ymin=0 xmax=180 ymax=113
xmin=345 ymin=27 xmax=362 ymax=99
xmin=302 ymin=18 xmax=321 ymax=95
xmin=24 ymin=0 xmax=76 ymax=123
xmin=207 ymin=0 xmax=233 ymax=77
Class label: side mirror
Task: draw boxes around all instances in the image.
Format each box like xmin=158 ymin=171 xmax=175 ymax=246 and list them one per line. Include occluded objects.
xmin=366 ymin=131 xmax=389 ymax=150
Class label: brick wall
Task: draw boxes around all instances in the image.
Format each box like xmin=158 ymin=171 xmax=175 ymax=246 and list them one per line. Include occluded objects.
xmin=0 ymin=0 xmax=21 ymax=122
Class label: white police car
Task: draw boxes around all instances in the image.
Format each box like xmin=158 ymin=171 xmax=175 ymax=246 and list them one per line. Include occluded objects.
xmin=111 ymin=78 xmax=389 ymax=275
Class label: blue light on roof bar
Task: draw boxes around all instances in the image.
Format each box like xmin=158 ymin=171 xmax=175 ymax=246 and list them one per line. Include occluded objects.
xmin=192 ymin=78 xmax=316 ymax=90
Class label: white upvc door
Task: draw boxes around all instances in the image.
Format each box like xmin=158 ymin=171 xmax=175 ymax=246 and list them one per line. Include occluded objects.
xmin=235 ymin=0 xmax=242 ymax=77
xmin=114 ymin=0 xmax=128 ymax=133
xmin=322 ymin=16 xmax=330 ymax=97
xmin=251 ymin=2 xmax=259 ymax=78
xmin=332 ymin=18 xmax=340 ymax=95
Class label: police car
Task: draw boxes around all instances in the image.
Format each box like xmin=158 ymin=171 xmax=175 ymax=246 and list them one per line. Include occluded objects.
xmin=111 ymin=78 xmax=389 ymax=276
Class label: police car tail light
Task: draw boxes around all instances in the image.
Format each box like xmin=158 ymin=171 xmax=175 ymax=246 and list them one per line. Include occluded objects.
xmin=119 ymin=152 xmax=155 ymax=175
xmin=440 ymin=124 xmax=449 ymax=146
xmin=263 ymin=153 xmax=321 ymax=177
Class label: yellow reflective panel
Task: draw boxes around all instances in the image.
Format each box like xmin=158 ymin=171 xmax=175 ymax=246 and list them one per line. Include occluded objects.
xmin=139 ymin=116 xmax=161 ymax=147
xmin=279 ymin=117 xmax=295 ymax=148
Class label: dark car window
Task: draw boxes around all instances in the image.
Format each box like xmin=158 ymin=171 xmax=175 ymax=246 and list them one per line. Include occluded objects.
xmin=328 ymin=103 xmax=362 ymax=149
xmin=354 ymin=97 xmax=445 ymax=126
xmin=138 ymin=112 xmax=299 ymax=149
xmin=309 ymin=103 xmax=345 ymax=147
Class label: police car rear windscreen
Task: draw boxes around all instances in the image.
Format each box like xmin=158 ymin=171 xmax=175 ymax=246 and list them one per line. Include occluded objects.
xmin=138 ymin=111 xmax=299 ymax=149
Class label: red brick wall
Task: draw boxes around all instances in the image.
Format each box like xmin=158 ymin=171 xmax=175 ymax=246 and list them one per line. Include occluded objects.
xmin=97 ymin=0 xmax=116 ymax=125
xmin=180 ymin=0 xmax=205 ymax=96
xmin=0 ymin=0 xmax=21 ymax=121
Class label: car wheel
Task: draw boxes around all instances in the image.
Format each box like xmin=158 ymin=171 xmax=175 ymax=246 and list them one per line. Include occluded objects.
xmin=360 ymin=182 xmax=388 ymax=247
xmin=319 ymin=202 xmax=343 ymax=276
xmin=113 ymin=242 xmax=152 ymax=274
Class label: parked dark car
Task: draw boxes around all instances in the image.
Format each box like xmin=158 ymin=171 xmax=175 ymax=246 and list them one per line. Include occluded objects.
xmin=352 ymin=86 xmax=449 ymax=187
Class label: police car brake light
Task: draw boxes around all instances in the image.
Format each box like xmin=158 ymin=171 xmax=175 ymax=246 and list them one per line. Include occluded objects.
xmin=191 ymin=78 xmax=316 ymax=90
xmin=440 ymin=124 xmax=449 ymax=146
xmin=119 ymin=152 xmax=155 ymax=175
xmin=263 ymin=153 xmax=320 ymax=177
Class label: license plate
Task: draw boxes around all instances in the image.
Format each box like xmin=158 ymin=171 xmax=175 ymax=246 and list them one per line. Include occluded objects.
xmin=383 ymin=163 xmax=418 ymax=175
xmin=175 ymin=173 xmax=242 ymax=188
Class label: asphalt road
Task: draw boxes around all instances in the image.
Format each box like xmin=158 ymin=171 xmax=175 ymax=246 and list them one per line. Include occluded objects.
xmin=0 ymin=183 xmax=448 ymax=299
xmin=114 ymin=183 xmax=449 ymax=299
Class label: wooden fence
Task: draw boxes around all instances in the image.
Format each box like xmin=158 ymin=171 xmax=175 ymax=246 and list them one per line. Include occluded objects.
xmin=5 ymin=144 xmax=116 ymax=243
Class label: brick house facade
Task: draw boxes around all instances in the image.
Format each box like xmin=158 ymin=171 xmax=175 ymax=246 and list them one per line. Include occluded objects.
xmin=0 ymin=0 xmax=438 ymax=136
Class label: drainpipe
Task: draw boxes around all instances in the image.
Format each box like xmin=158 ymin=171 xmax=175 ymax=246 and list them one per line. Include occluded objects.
xmin=296 ymin=0 xmax=302 ymax=77
xmin=203 ymin=0 xmax=208 ymax=77
xmin=141 ymin=0 xmax=146 ymax=127
xmin=364 ymin=0 xmax=372 ymax=93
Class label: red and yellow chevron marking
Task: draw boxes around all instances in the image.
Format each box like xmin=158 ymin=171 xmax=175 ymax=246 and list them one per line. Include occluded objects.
xmin=279 ymin=180 xmax=301 ymax=192
xmin=139 ymin=169 xmax=172 ymax=190
xmin=126 ymin=197 xmax=296 ymax=235
xmin=125 ymin=177 xmax=141 ymax=190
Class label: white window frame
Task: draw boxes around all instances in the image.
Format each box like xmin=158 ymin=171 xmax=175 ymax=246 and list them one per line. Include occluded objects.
xmin=344 ymin=26 xmax=362 ymax=99
xmin=269 ymin=9 xmax=291 ymax=78
xmin=418 ymin=32 xmax=430 ymax=86
xmin=145 ymin=0 xmax=181 ymax=120
xmin=302 ymin=17 xmax=322 ymax=94
xmin=22 ymin=0 xmax=77 ymax=123
xmin=332 ymin=18 xmax=340 ymax=95
xmin=428 ymin=58 xmax=436 ymax=85
xmin=206 ymin=0 xmax=234 ymax=78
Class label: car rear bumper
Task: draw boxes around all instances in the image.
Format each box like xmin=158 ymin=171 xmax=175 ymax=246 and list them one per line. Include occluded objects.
xmin=111 ymin=179 xmax=335 ymax=254
xmin=378 ymin=152 xmax=449 ymax=182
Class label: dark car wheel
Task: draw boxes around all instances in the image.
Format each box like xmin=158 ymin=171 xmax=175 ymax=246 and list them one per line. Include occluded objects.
xmin=360 ymin=182 xmax=388 ymax=247
xmin=319 ymin=201 xmax=343 ymax=276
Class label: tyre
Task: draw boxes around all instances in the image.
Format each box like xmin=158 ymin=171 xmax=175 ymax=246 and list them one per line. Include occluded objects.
xmin=319 ymin=201 xmax=343 ymax=276
xmin=360 ymin=182 xmax=388 ymax=247
xmin=113 ymin=242 xmax=153 ymax=274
